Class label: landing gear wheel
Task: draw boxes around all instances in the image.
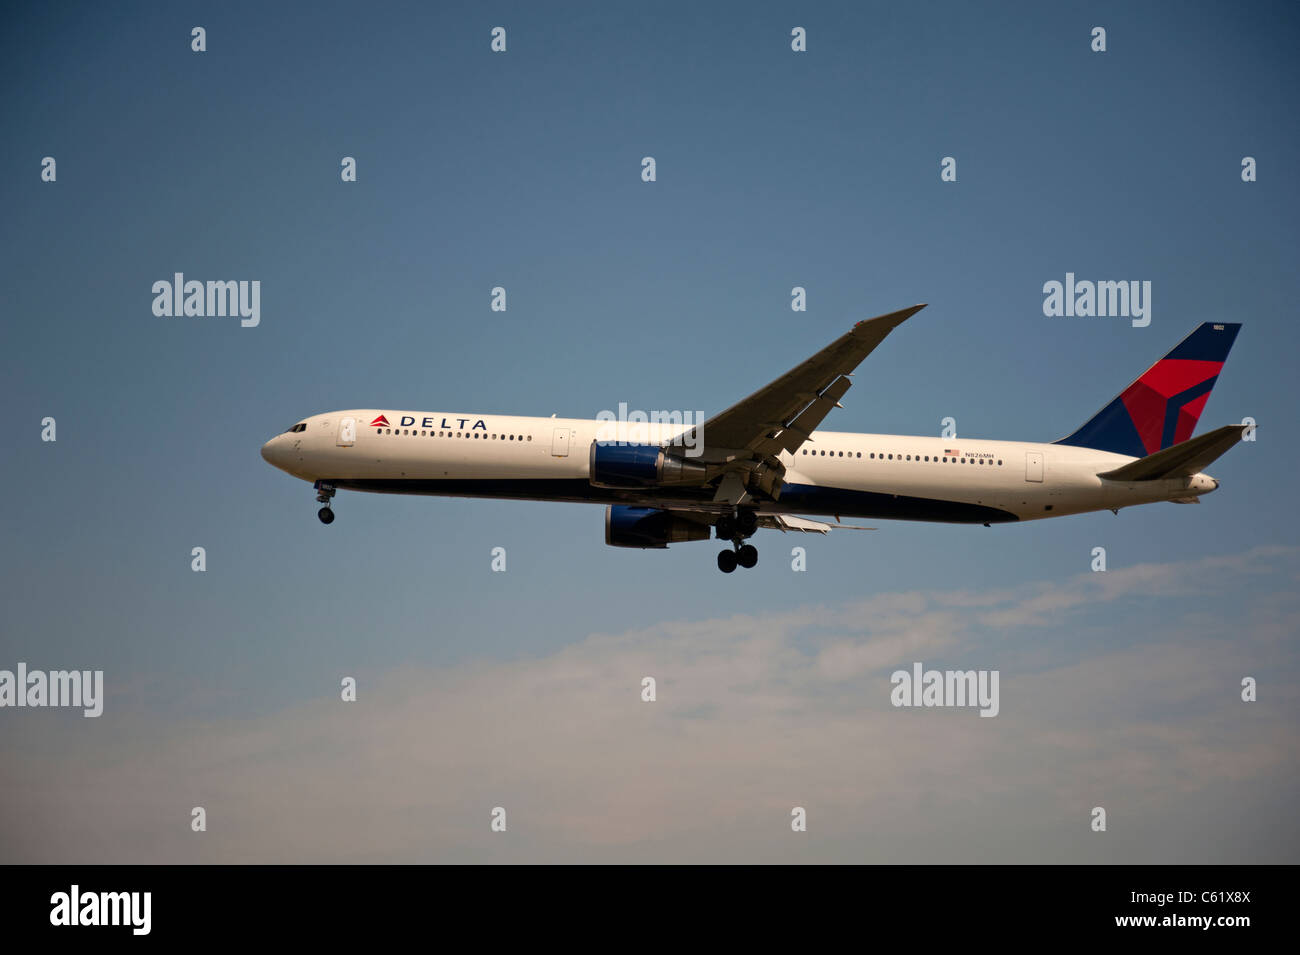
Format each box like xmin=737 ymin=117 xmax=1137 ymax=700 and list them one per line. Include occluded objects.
xmin=315 ymin=482 xmax=337 ymax=524
xmin=736 ymin=510 xmax=759 ymax=538
xmin=717 ymin=549 xmax=738 ymax=573
xmin=737 ymin=544 xmax=758 ymax=568
xmin=716 ymin=516 xmax=737 ymax=540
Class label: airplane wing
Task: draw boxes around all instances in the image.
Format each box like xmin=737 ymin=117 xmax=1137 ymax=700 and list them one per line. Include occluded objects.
xmin=664 ymin=304 xmax=925 ymax=505
xmin=659 ymin=509 xmax=875 ymax=534
xmin=1097 ymin=424 xmax=1250 ymax=481
xmin=671 ymin=304 xmax=926 ymax=460
xmin=761 ymin=514 xmax=875 ymax=533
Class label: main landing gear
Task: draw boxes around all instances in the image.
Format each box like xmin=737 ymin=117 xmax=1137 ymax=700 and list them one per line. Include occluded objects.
xmin=315 ymin=482 xmax=336 ymax=524
xmin=715 ymin=509 xmax=759 ymax=573
xmin=717 ymin=544 xmax=758 ymax=573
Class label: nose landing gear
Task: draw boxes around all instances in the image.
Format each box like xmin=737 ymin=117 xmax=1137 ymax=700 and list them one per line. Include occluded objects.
xmin=315 ymin=482 xmax=336 ymax=524
xmin=715 ymin=510 xmax=760 ymax=573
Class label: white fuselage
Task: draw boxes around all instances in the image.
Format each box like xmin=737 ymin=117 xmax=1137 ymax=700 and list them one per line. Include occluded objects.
xmin=260 ymin=410 xmax=1220 ymax=525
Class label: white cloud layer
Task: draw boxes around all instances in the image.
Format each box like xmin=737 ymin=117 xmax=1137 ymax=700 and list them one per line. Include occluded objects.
xmin=3 ymin=546 xmax=1297 ymax=863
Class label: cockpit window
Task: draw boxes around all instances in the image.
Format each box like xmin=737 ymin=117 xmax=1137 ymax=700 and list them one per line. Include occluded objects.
xmin=284 ymin=422 xmax=307 ymax=433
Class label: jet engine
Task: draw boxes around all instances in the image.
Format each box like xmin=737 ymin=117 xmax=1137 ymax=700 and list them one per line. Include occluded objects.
xmin=589 ymin=442 xmax=708 ymax=489
xmin=604 ymin=506 xmax=712 ymax=548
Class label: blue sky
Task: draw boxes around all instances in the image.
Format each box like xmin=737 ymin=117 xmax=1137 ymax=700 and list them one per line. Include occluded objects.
xmin=1 ymin=1 xmax=1297 ymax=862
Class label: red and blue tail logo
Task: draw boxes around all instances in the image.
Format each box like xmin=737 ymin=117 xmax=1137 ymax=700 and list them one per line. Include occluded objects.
xmin=1054 ymin=323 xmax=1240 ymax=458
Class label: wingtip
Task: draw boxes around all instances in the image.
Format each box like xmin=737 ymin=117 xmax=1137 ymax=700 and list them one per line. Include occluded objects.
xmin=853 ymin=303 xmax=927 ymax=330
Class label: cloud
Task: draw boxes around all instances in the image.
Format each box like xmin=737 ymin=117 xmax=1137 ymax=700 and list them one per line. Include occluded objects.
xmin=2 ymin=546 xmax=1297 ymax=863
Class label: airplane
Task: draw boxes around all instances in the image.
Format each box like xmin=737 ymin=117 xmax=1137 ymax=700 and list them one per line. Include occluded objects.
xmin=260 ymin=306 xmax=1247 ymax=573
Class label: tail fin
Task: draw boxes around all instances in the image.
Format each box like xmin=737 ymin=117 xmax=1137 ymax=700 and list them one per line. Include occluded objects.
xmin=1054 ymin=322 xmax=1241 ymax=458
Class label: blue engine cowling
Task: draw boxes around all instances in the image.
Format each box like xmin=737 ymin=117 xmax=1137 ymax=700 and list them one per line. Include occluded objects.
xmin=605 ymin=506 xmax=712 ymax=549
xmin=589 ymin=442 xmax=707 ymax=489
xmin=590 ymin=443 xmax=662 ymax=487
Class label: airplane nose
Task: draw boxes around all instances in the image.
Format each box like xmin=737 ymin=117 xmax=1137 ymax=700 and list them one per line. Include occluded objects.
xmin=261 ymin=436 xmax=288 ymax=469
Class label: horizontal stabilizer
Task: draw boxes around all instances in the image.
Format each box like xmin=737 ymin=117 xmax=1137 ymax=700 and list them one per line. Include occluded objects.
xmin=1098 ymin=424 xmax=1249 ymax=481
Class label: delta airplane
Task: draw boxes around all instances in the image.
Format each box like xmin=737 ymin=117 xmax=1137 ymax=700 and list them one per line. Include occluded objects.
xmin=261 ymin=306 xmax=1247 ymax=573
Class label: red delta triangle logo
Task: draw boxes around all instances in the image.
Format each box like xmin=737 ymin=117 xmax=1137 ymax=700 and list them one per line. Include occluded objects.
xmin=370 ymin=415 xmax=390 ymax=427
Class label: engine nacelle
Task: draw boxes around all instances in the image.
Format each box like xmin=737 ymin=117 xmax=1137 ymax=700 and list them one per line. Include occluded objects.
xmin=605 ymin=506 xmax=712 ymax=549
xmin=589 ymin=442 xmax=708 ymax=489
